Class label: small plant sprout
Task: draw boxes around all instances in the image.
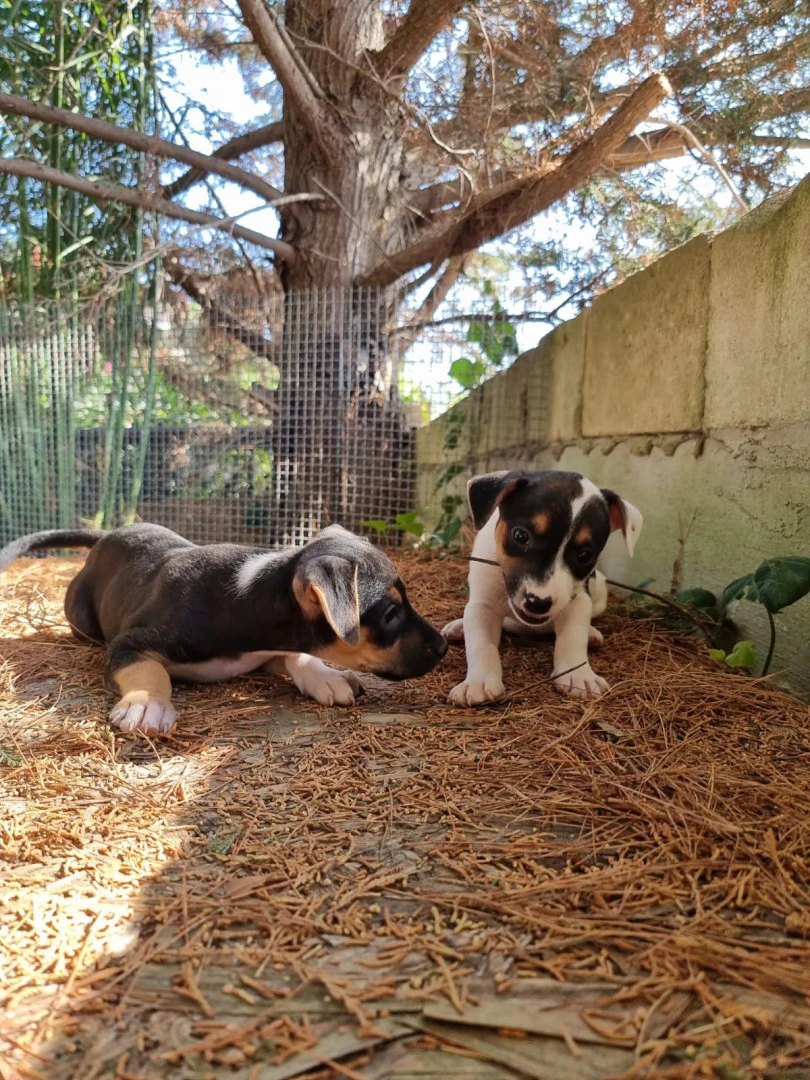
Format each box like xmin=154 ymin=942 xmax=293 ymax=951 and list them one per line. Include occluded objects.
xmin=718 ymin=556 xmax=810 ymax=676
xmin=625 ymin=556 xmax=810 ymax=678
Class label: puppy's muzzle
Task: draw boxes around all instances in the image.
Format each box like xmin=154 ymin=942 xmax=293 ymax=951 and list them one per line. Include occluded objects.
xmin=380 ymin=619 xmax=448 ymax=680
xmin=508 ymin=594 xmax=555 ymax=627
xmin=523 ymin=593 xmax=552 ymax=617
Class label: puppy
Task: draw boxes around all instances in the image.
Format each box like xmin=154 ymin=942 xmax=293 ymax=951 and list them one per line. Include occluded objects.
xmin=443 ymin=470 xmax=642 ymax=704
xmin=0 ymin=523 xmax=448 ymax=734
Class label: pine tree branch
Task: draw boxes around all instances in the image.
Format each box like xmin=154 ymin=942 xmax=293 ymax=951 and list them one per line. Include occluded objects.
xmin=164 ymin=256 xmax=278 ymax=361
xmin=163 ymin=120 xmax=285 ymax=199
xmin=236 ymin=0 xmax=341 ymax=158
xmin=373 ymin=0 xmax=466 ymax=81
xmin=0 ymin=91 xmax=284 ymax=204
xmin=361 ymin=73 xmax=672 ymax=286
xmin=0 ymin=157 xmax=297 ymax=260
xmin=608 ymin=128 xmax=810 ymax=171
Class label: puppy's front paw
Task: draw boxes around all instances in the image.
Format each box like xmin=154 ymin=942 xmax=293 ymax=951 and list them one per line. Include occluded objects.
xmin=298 ymin=667 xmax=363 ymax=707
xmin=441 ymin=618 xmax=465 ymax=643
xmin=109 ymin=693 xmax=177 ymax=734
xmin=554 ymin=664 xmax=609 ymax=699
xmin=448 ymin=674 xmax=505 ymax=706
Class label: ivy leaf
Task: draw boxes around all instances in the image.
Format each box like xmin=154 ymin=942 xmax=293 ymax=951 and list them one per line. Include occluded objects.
xmin=449 ymin=356 xmax=487 ymax=390
xmin=721 ymin=557 xmax=810 ymax=615
xmin=395 ymin=511 xmax=425 ymax=538
xmin=749 ymin=557 xmax=810 ymax=613
xmin=676 ymin=588 xmax=719 ymax=615
xmin=360 ymin=518 xmax=389 ymax=534
xmin=723 ymin=640 xmax=758 ymax=670
xmin=708 ymin=648 xmax=727 ymax=664
xmin=720 ymin=573 xmax=755 ymax=614
xmin=432 ymin=517 xmax=462 ymax=548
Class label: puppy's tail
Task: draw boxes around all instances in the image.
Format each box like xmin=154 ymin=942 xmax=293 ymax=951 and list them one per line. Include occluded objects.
xmin=0 ymin=529 xmax=105 ymax=571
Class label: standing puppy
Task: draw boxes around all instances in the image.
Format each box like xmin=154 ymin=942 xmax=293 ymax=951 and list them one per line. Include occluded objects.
xmin=0 ymin=523 xmax=448 ymax=734
xmin=444 ymin=471 xmax=642 ymax=705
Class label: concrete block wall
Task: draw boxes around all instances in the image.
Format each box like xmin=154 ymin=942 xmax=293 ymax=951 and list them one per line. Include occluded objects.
xmin=416 ymin=175 xmax=810 ymax=696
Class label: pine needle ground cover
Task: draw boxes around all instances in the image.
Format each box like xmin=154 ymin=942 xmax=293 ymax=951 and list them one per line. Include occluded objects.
xmin=1 ymin=553 xmax=809 ymax=1080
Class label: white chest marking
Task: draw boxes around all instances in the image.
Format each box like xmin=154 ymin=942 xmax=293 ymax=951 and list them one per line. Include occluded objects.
xmin=166 ymin=650 xmax=289 ymax=683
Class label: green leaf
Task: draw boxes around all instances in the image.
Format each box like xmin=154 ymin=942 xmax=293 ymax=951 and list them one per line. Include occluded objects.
xmin=749 ymin=556 xmax=810 ymax=613
xmin=708 ymin=649 xmax=727 ymax=663
xmin=720 ymin=573 xmax=755 ymax=614
xmin=449 ymin=356 xmax=487 ymax=390
xmin=432 ymin=517 xmax=462 ymax=549
xmin=360 ymin=518 xmax=390 ymax=534
xmin=721 ymin=557 xmax=810 ymax=615
xmin=676 ymin=587 xmax=718 ymax=610
xmin=395 ymin=511 xmax=425 ymax=538
xmin=724 ymin=640 xmax=758 ymax=670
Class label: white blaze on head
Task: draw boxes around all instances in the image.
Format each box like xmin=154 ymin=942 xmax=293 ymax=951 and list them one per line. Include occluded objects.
xmin=510 ymin=478 xmax=602 ymax=621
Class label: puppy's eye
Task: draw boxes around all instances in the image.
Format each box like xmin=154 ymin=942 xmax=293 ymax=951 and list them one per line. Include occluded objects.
xmin=576 ymin=549 xmax=595 ymax=565
xmin=511 ymin=527 xmax=530 ymax=546
xmin=383 ymin=604 xmax=399 ymax=626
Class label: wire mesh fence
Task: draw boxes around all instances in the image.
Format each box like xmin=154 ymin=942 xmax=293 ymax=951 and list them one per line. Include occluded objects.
xmin=0 ymin=283 xmax=551 ymax=548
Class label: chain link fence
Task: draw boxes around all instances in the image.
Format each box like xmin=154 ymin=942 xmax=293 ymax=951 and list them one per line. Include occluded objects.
xmin=0 ymin=284 xmax=549 ymax=548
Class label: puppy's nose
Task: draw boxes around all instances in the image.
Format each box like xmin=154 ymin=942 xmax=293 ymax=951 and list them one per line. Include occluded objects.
xmin=523 ymin=593 xmax=552 ymax=615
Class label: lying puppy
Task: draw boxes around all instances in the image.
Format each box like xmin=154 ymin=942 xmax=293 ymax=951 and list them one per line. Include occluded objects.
xmin=0 ymin=523 xmax=447 ymax=734
xmin=443 ymin=470 xmax=642 ymax=704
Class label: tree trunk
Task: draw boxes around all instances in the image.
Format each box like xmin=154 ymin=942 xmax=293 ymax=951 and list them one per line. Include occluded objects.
xmin=269 ymin=0 xmax=417 ymax=543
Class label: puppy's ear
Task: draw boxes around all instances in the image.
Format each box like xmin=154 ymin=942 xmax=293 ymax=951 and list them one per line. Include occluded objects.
xmin=467 ymin=471 xmax=527 ymax=529
xmin=296 ymin=557 xmax=361 ymax=643
xmin=601 ymin=489 xmax=643 ymax=557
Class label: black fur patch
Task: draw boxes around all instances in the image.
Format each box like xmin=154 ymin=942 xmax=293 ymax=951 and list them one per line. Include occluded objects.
xmin=494 ymin=472 xmax=611 ymax=587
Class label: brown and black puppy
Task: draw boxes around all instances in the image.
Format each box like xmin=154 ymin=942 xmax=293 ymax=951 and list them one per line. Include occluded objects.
xmin=0 ymin=523 xmax=447 ymax=734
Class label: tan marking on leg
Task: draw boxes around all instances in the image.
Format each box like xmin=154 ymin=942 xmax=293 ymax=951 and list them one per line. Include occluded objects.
xmin=109 ymin=656 xmax=176 ymax=734
xmin=112 ymin=657 xmax=172 ymax=700
xmin=532 ymin=511 xmax=550 ymax=534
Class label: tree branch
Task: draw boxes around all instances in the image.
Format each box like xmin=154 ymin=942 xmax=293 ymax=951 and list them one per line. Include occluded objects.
xmin=163 ymin=120 xmax=284 ymax=199
xmin=164 ymin=256 xmax=278 ymax=361
xmin=0 ymin=91 xmax=284 ymax=204
xmin=373 ymin=0 xmax=466 ymax=81
xmin=362 ymin=73 xmax=672 ymax=286
xmin=407 ymin=177 xmax=465 ymax=216
xmin=235 ymin=0 xmax=341 ymax=158
xmin=0 ymin=158 xmax=297 ymax=261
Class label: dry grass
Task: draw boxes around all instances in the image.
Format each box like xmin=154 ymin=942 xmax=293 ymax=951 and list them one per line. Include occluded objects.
xmin=1 ymin=551 xmax=809 ymax=1080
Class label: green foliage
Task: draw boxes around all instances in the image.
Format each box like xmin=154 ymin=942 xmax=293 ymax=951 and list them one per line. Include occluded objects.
xmin=395 ymin=510 xmax=426 ymax=538
xmin=466 ymin=307 xmax=519 ymax=367
xmin=720 ymin=557 xmax=810 ymax=616
xmin=709 ymin=641 xmax=758 ymax=672
xmin=0 ymin=0 xmax=156 ymax=298
xmin=634 ymin=556 xmax=810 ymax=680
xmin=676 ymin=587 xmax=720 ymax=613
xmin=449 ymin=356 xmax=487 ymax=390
xmin=449 ymin=292 xmax=518 ymax=392
xmin=360 ymin=518 xmax=390 ymax=535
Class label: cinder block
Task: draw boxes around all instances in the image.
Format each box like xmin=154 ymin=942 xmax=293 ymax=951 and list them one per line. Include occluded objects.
xmin=415 ymin=395 xmax=472 ymax=466
xmin=582 ymin=236 xmax=710 ymax=436
xmin=546 ymin=314 xmax=585 ymax=441
xmin=705 ymin=175 xmax=810 ymax=428
xmin=475 ymin=364 xmax=529 ymax=455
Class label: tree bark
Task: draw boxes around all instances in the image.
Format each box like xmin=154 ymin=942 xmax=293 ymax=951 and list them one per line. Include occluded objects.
xmin=266 ymin=0 xmax=420 ymax=540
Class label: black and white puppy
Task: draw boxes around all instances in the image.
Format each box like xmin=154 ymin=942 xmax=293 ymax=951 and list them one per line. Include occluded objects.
xmin=443 ymin=470 xmax=642 ymax=704
xmin=0 ymin=523 xmax=448 ymax=735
